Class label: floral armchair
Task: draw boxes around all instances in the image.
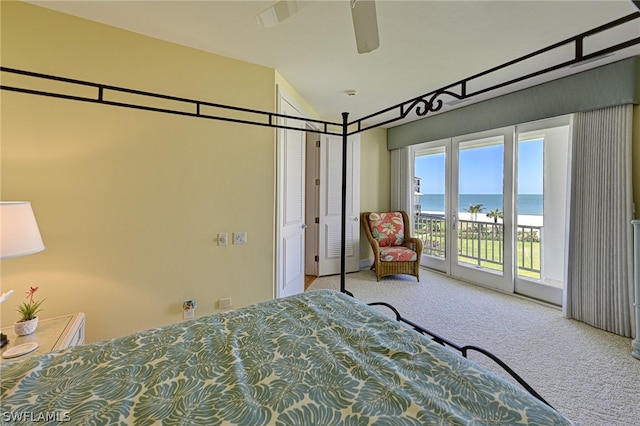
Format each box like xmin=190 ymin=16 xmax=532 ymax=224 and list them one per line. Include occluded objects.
xmin=361 ymin=211 xmax=423 ymax=281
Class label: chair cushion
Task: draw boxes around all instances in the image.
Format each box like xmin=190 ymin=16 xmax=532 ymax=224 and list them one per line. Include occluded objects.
xmin=368 ymin=212 xmax=405 ymax=247
xmin=380 ymin=246 xmax=417 ymax=262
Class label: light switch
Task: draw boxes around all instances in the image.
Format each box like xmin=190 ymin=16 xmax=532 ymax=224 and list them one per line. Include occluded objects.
xmin=233 ymin=232 xmax=247 ymax=244
xmin=218 ymin=233 xmax=228 ymax=246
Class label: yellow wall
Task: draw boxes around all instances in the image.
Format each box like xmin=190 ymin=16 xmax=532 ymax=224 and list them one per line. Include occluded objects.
xmin=1 ymin=1 xmax=277 ymax=341
xmin=275 ymin=71 xmax=320 ymax=120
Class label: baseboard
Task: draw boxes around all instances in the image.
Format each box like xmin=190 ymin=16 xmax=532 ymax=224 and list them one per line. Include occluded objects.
xmin=360 ymin=258 xmax=373 ymax=270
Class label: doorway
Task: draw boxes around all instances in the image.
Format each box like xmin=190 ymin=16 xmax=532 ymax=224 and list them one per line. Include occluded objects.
xmin=277 ymin=87 xmax=361 ymax=298
xmin=305 ymin=134 xmax=360 ymax=277
xmin=275 ymin=89 xmax=308 ymax=298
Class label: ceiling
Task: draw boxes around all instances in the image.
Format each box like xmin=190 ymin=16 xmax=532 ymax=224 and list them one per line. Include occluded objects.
xmin=28 ymin=1 xmax=640 ymax=127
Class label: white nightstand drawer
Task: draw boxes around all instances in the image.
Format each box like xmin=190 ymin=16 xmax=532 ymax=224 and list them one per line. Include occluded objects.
xmin=54 ymin=313 xmax=85 ymax=350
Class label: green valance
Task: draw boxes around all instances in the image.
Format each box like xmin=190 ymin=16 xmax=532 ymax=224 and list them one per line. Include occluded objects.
xmin=388 ymin=56 xmax=640 ymax=150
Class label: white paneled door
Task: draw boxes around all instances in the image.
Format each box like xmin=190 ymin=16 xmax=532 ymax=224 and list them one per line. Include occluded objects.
xmin=317 ymin=134 xmax=360 ymax=276
xmin=276 ymin=91 xmax=306 ymax=298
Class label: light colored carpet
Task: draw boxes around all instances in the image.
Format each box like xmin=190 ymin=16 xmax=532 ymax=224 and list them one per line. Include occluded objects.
xmin=307 ymin=269 xmax=640 ymax=426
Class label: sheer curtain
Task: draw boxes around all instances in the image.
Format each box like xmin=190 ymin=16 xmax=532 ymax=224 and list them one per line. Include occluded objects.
xmin=390 ymin=146 xmax=414 ymax=214
xmin=391 ymin=147 xmax=414 ymax=229
xmin=564 ymin=104 xmax=635 ymax=338
xmin=390 ymin=146 xmax=417 ymax=235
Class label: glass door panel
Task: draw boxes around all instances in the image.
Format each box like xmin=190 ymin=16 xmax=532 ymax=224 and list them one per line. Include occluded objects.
xmin=515 ymin=119 xmax=570 ymax=305
xmin=516 ymin=137 xmax=543 ymax=281
xmin=451 ymin=129 xmax=514 ymax=293
xmin=456 ymin=137 xmax=504 ymax=274
xmin=414 ymin=142 xmax=449 ymax=273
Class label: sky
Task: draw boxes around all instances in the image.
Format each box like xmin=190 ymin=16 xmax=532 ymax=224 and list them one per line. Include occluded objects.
xmin=415 ymin=138 xmax=543 ymax=195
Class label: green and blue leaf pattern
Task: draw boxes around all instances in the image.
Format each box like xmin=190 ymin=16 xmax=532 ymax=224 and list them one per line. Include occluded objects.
xmin=0 ymin=290 xmax=571 ymax=425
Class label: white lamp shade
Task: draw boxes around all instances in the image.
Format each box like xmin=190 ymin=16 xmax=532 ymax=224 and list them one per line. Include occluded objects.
xmin=0 ymin=202 xmax=45 ymax=259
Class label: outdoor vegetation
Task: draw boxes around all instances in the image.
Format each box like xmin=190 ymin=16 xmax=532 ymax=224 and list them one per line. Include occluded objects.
xmin=415 ymin=210 xmax=541 ymax=280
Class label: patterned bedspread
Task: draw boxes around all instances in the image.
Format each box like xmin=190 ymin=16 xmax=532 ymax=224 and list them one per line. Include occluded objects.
xmin=1 ymin=290 xmax=571 ymax=425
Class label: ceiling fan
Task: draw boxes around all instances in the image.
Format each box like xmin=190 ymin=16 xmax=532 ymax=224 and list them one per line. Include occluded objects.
xmin=256 ymin=0 xmax=380 ymax=54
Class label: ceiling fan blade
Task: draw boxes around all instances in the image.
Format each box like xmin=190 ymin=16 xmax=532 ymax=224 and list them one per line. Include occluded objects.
xmin=351 ymin=0 xmax=380 ymax=54
xmin=257 ymin=1 xmax=302 ymax=28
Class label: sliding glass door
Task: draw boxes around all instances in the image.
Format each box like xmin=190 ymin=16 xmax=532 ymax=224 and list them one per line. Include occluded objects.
xmin=414 ymin=129 xmax=514 ymax=292
xmin=413 ymin=117 xmax=570 ymax=305
xmin=450 ymin=129 xmax=514 ymax=292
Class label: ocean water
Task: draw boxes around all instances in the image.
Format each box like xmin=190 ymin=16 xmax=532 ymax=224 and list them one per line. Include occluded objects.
xmin=420 ymin=194 xmax=543 ymax=216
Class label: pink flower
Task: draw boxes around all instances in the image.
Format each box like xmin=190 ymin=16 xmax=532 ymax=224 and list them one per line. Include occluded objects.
xmin=25 ymin=286 xmax=39 ymax=304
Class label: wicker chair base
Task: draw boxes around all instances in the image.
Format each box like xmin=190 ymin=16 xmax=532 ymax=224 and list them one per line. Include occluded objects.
xmin=372 ymin=260 xmax=420 ymax=282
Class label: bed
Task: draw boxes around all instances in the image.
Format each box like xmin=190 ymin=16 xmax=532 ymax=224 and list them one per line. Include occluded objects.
xmin=1 ymin=290 xmax=571 ymax=425
xmin=3 ymin=11 xmax=638 ymax=424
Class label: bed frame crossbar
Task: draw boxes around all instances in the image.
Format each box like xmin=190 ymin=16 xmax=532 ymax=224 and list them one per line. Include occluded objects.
xmin=368 ymin=301 xmax=553 ymax=409
xmin=0 ymin=67 xmax=345 ymax=137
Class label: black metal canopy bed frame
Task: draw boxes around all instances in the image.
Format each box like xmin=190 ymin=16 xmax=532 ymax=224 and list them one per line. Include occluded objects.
xmin=1 ymin=10 xmax=639 ymax=424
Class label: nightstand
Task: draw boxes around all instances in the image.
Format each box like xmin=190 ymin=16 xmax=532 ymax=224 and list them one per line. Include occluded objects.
xmin=0 ymin=313 xmax=85 ymax=361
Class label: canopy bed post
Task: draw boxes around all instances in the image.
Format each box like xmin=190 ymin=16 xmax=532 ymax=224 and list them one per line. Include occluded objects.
xmin=340 ymin=112 xmax=353 ymax=297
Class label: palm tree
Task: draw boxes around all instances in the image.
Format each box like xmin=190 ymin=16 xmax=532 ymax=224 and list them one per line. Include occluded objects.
xmin=485 ymin=208 xmax=504 ymax=240
xmin=486 ymin=208 xmax=503 ymax=224
xmin=464 ymin=203 xmax=484 ymax=221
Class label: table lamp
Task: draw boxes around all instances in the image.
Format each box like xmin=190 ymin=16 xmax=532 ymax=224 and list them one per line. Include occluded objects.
xmin=0 ymin=202 xmax=45 ymax=347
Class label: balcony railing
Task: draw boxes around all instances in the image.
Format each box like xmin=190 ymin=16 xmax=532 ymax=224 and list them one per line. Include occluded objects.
xmin=415 ymin=214 xmax=541 ymax=277
xmin=458 ymin=219 xmax=504 ymax=268
xmin=416 ymin=214 xmax=447 ymax=258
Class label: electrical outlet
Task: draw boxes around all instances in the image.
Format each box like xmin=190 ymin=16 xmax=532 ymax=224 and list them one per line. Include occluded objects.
xmin=219 ymin=297 xmax=232 ymax=309
xmin=218 ymin=233 xmax=228 ymax=246
xmin=183 ymin=299 xmax=196 ymax=319
xmin=233 ymin=232 xmax=247 ymax=245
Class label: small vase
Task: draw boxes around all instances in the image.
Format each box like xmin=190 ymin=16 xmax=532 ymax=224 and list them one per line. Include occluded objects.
xmin=14 ymin=317 xmax=38 ymax=336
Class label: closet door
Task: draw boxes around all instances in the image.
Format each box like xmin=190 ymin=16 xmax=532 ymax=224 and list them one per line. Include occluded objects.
xmin=317 ymin=134 xmax=360 ymax=276
xmin=276 ymin=91 xmax=306 ymax=298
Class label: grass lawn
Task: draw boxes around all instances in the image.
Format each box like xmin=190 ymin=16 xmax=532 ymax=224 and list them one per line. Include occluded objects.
xmin=416 ymin=218 xmax=542 ymax=279
xmin=419 ymin=232 xmax=541 ymax=279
